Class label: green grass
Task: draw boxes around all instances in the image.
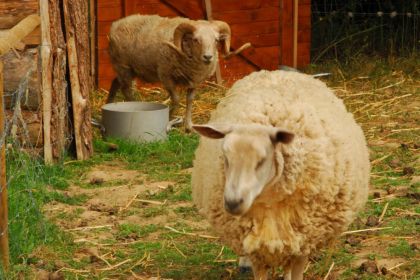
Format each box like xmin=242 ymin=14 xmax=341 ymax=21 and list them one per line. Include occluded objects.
xmin=2 ymin=150 xmax=77 ymax=277
xmin=388 ymin=239 xmax=417 ymax=258
xmin=95 ymin=131 xmax=199 ymax=181
xmin=2 ymin=130 xmax=201 ymax=278
xmin=116 ymin=224 xmax=159 ymax=240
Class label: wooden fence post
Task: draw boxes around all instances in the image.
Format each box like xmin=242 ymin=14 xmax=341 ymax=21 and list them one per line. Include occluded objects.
xmin=203 ymin=0 xmax=222 ymax=84
xmin=0 ymin=61 xmax=10 ymax=271
xmin=49 ymin=0 xmax=68 ymax=160
xmin=293 ymin=0 xmax=299 ymax=68
xmin=40 ymin=0 xmax=53 ymax=164
xmin=63 ymin=0 xmax=93 ymax=160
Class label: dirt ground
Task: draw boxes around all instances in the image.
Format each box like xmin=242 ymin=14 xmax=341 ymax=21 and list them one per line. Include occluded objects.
xmin=27 ymin=56 xmax=419 ymax=279
xmin=39 ymin=162 xmax=212 ymax=279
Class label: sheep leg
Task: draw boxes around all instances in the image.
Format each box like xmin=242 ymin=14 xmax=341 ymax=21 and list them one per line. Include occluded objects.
xmin=120 ymin=79 xmax=135 ymax=101
xmin=185 ymin=88 xmax=195 ymax=132
xmin=252 ymin=264 xmax=269 ymax=280
xmin=107 ymin=78 xmax=121 ymax=103
xmin=283 ymin=265 xmax=292 ymax=280
xmin=165 ymin=86 xmax=179 ymax=119
xmin=291 ymin=256 xmax=307 ymax=280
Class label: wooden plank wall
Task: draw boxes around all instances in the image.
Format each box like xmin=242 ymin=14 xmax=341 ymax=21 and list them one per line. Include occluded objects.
xmin=212 ymin=0 xmax=279 ymax=83
xmin=97 ymin=0 xmax=123 ymax=90
xmin=96 ymin=0 xmax=311 ymax=90
xmin=280 ymin=0 xmax=311 ymax=66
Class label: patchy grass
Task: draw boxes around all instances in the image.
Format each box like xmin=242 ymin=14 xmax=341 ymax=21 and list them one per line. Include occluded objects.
xmin=4 ymin=54 xmax=420 ymax=279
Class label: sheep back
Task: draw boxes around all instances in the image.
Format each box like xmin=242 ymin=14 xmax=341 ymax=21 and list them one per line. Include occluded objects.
xmin=192 ymin=70 xmax=370 ymax=266
xmin=108 ymin=15 xmax=218 ymax=87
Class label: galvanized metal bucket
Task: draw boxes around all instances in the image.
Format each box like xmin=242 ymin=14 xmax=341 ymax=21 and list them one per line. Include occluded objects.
xmin=101 ymin=102 xmax=169 ymax=142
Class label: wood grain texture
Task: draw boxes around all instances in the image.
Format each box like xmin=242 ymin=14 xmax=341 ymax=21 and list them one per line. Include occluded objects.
xmin=49 ymin=0 xmax=69 ymax=160
xmin=40 ymin=0 xmax=53 ymax=164
xmin=0 ymin=0 xmax=38 ymax=29
xmin=64 ymin=0 xmax=93 ymax=160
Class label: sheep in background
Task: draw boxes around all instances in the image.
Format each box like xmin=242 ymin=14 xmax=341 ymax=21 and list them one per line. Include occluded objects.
xmin=191 ymin=70 xmax=370 ymax=280
xmin=107 ymin=14 xmax=250 ymax=131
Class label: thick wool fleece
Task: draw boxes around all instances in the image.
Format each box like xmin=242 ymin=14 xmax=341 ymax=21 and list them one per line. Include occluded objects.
xmin=108 ymin=15 xmax=218 ymax=88
xmin=191 ymin=70 xmax=370 ymax=268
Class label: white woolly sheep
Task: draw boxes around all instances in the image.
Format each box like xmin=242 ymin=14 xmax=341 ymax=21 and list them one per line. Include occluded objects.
xmin=191 ymin=70 xmax=370 ymax=280
xmin=107 ymin=14 xmax=249 ymax=131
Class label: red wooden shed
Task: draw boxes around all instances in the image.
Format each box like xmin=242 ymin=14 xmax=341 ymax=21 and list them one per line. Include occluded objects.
xmin=96 ymin=0 xmax=311 ymax=90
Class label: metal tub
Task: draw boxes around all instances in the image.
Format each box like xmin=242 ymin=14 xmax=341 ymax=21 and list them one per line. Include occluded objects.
xmin=101 ymin=102 xmax=169 ymax=142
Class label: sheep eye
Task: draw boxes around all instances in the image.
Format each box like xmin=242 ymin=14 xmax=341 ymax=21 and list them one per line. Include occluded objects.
xmin=224 ymin=157 xmax=229 ymax=168
xmin=193 ymin=38 xmax=199 ymax=43
xmin=256 ymin=159 xmax=265 ymax=170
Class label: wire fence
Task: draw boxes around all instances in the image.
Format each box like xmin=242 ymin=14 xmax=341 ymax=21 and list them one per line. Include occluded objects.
xmin=0 ymin=56 xmax=68 ymax=274
xmin=311 ymin=0 xmax=419 ymax=61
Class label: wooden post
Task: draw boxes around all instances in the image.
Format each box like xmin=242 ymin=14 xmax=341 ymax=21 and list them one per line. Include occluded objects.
xmin=40 ymin=0 xmax=53 ymax=164
xmin=204 ymin=0 xmax=222 ymax=84
xmin=49 ymin=0 xmax=68 ymax=160
xmin=89 ymin=0 xmax=96 ymax=88
xmin=292 ymin=0 xmax=299 ymax=68
xmin=63 ymin=0 xmax=93 ymax=160
xmin=0 ymin=61 xmax=10 ymax=271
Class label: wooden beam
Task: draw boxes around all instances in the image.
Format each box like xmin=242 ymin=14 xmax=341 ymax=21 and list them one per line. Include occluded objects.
xmin=40 ymin=0 xmax=53 ymax=164
xmin=63 ymin=0 xmax=93 ymax=160
xmin=123 ymin=0 xmax=136 ymax=16
xmin=293 ymin=0 xmax=298 ymax=68
xmin=0 ymin=61 xmax=10 ymax=271
xmin=90 ymin=0 xmax=96 ymax=87
xmin=0 ymin=14 xmax=40 ymax=55
xmin=49 ymin=0 xmax=68 ymax=160
xmin=204 ymin=0 xmax=222 ymax=84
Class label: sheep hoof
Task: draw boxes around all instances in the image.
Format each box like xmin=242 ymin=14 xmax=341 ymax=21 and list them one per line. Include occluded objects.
xmin=238 ymin=266 xmax=252 ymax=274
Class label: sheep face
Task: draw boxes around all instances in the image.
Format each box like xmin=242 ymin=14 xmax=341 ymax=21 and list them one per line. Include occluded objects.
xmin=193 ymin=124 xmax=294 ymax=215
xmin=173 ymin=21 xmax=231 ymax=64
xmin=184 ymin=26 xmax=218 ymax=64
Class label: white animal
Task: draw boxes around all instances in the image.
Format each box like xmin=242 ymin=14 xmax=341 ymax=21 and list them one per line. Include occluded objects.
xmin=107 ymin=14 xmax=249 ymax=131
xmin=192 ymin=70 xmax=370 ymax=280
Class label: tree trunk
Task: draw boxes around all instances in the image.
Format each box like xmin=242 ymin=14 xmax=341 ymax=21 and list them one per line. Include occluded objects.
xmin=49 ymin=0 xmax=68 ymax=160
xmin=63 ymin=0 xmax=93 ymax=160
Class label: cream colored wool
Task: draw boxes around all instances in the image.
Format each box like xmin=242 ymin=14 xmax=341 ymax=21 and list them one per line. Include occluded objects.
xmin=192 ymin=70 xmax=370 ymax=272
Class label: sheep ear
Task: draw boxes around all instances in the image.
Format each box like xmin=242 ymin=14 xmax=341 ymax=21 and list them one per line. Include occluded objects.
xmin=270 ymin=129 xmax=295 ymax=144
xmin=193 ymin=124 xmax=232 ymax=139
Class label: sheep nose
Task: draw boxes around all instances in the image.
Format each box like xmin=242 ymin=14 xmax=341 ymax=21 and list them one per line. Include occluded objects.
xmin=224 ymin=198 xmax=243 ymax=214
xmin=203 ymin=54 xmax=213 ymax=61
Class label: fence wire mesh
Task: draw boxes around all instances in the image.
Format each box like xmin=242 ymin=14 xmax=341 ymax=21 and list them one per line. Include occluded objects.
xmin=312 ymin=0 xmax=419 ymax=61
xmin=0 ymin=54 xmax=70 ymax=275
